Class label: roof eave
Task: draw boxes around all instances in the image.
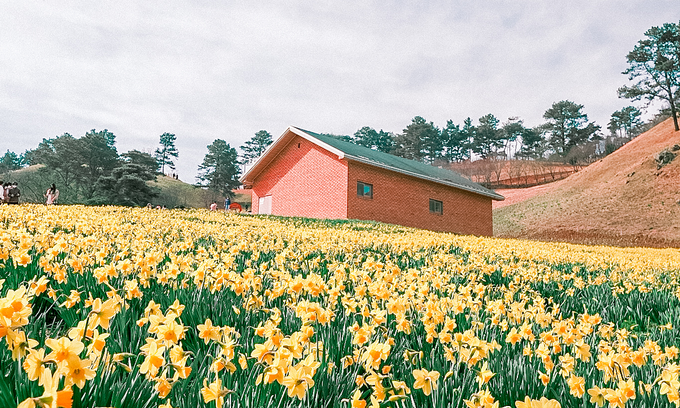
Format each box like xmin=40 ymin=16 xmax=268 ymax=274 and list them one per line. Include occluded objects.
xmin=345 ymin=154 xmax=505 ymax=201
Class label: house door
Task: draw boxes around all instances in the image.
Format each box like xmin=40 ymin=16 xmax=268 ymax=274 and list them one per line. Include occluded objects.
xmin=258 ymin=195 xmax=272 ymax=215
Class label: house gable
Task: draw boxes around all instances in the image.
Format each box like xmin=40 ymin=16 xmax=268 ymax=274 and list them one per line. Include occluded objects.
xmin=250 ymin=135 xmax=348 ymax=219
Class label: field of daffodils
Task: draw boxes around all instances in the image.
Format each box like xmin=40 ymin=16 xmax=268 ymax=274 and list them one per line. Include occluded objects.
xmin=2 ymin=204 xmax=680 ymax=408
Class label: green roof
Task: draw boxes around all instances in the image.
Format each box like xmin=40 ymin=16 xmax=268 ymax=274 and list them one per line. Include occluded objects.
xmin=293 ymin=127 xmax=504 ymax=201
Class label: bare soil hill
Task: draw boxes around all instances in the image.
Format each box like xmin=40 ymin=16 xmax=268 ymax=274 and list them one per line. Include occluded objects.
xmin=494 ymin=118 xmax=680 ymax=247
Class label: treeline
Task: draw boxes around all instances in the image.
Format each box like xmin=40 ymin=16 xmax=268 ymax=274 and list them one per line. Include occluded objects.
xmin=1 ymin=130 xmax=241 ymax=207
xmin=5 ymin=130 xmax=162 ymax=206
xmin=238 ymin=101 xmax=646 ymax=170
xmin=347 ymin=99 xmax=636 ymax=165
xmin=0 ymin=100 xmax=656 ymax=207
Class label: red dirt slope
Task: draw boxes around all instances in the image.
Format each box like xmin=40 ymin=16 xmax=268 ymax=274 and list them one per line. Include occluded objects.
xmin=494 ymin=118 xmax=680 ymax=247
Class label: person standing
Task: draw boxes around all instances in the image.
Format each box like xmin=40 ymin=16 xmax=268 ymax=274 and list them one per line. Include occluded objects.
xmin=1 ymin=182 xmax=8 ymax=203
xmin=224 ymin=195 xmax=231 ymax=211
xmin=45 ymin=184 xmax=60 ymax=205
xmin=210 ymin=201 xmax=217 ymax=211
xmin=0 ymin=181 xmax=4 ymax=203
xmin=7 ymin=182 xmax=20 ymax=205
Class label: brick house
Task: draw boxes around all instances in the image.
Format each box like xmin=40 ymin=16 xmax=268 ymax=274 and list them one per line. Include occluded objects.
xmin=240 ymin=126 xmax=504 ymax=236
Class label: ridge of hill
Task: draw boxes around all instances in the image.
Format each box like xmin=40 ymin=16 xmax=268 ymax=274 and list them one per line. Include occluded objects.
xmin=494 ymin=118 xmax=680 ymax=247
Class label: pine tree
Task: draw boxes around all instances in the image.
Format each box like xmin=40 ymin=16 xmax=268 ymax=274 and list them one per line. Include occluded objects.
xmin=241 ymin=130 xmax=273 ymax=166
xmin=441 ymin=120 xmax=469 ymax=162
xmin=155 ymin=133 xmax=179 ymax=174
xmin=394 ymin=116 xmax=439 ymax=162
xmin=197 ymin=139 xmax=241 ymax=198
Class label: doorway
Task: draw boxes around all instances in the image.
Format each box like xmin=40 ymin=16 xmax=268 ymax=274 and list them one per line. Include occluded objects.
xmin=258 ymin=195 xmax=272 ymax=215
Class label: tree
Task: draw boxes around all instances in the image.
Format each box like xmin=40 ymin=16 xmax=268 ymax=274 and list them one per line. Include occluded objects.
xmin=24 ymin=130 xmax=119 ymax=202
xmin=25 ymin=134 xmax=84 ymax=201
xmin=122 ymin=150 xmax=159 ymax=174
xmin=460 ymin=118 xmax=476 ymax=160
xmin=421 ymin=123 xmax=443 ymax=164
xmin=618 ymin=21 xmax=680 ymax=131
xmin=155 ymin=133 xmax=179 ymax=174
xmin=393 ymin=116 xmax=439 ymax=162
xmin=472 ymin=114 xmax=501 ymax=159
xmin=353 ymin=127 xmax=395 ymax=153
xmin=197 ymin=139 xmax=241 ymax=198
xmin=374 ymin=130 xmax=395 ymax=153
xmin=608 ymin=106 xmax=643 ymax=138
xmin=77 ymin=129 xmax=120 ymax=198
xmin=320 ymin=133 xmax=352 ymax=142
xmin=441 ymin=120 xmax=469 ymax=162
xmin=0 ymin=150 xmax=25 ymax=173
xmin=241 ymin=130 xmax=273 ymax=166
xmin=90 ymin=163 xmax=158 ymax=206
xmin=543 ymin=101 xmax=600 ymax=156
xmin=500 ymin=118 xmax=526 ymax=158
xmin=607 ymin=116 xmax=622 ymax=137
xmin=518 ymin=126 xmax=549 ymax=159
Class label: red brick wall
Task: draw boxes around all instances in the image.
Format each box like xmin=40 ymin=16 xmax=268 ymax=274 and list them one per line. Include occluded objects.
xmin=251 ymin=136 xmax=348 ymax=219
xmin=347 ymin=161 xmax=493 ymax=236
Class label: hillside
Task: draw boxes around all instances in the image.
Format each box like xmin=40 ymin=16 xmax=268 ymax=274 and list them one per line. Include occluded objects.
xmin=494 ymin=118 xmax=680 ymax=247
xmin=152 ymin=175 xmax=251 ymax=210
xmin=2 ymin=167 xmax=252 ymax=210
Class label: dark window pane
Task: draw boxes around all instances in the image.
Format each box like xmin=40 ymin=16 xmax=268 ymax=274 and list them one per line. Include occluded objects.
xmin=430 ymin=199 xmax=442 ymax=214
xmin=357 ymin=181 xmax=373 ymax=198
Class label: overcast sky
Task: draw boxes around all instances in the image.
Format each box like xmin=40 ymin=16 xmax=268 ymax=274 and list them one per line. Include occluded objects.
xmin=1 ymin=1 xmax=679 ymax=181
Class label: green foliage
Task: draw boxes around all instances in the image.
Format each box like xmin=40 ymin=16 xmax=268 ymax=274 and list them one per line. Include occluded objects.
xmin=352 ymin=127 xmax=395 ymax=154
xmin=499 ymin=117 xmax=527 ymax=157
xmin=78 ymin=129 xmax=120 ymax=199
xmin=197 ymin=139 xmax=241 ymax=198
xmin=608 ymin=106 xmax=643 ymax=138
xmin=618 ymin=21 xmax=680 ymax=131
xmin=473 ymin=114 xmax=502 ymax=159
xmin=393 ymin=116 xmax=440 ymax=163
xmin=1 ymin=165 xmax=239 ymax=209
xmin=440 ymin=121 xmax=468 ymax=162
xmin=90 ymin=163 xmax=159 ymax=206
xmin=122 ymin=150 xmax=160 ymax=174
xmin=320 ymin=133 xmax=352 ymax=142
xmin=23 ymin=130 xmax=120 ymax=202
xmin=26 ymin=133 xmax=83 ymax=189
xmin=0 ymin=150 xmax=25 ymax=173
xmin=543 ymin=101 xmax=601 ymax=156
xmin=155 ymin=132 xmax=179 ymax=174
xmin=241 ymin=130 xmax=274 ymax=166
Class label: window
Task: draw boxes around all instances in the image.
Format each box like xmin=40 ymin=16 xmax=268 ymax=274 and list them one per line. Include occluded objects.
xmin=357 ymin=181 xmax=373 ymax=198
xmin=429 ymin=199 xmax=443 ymax=215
